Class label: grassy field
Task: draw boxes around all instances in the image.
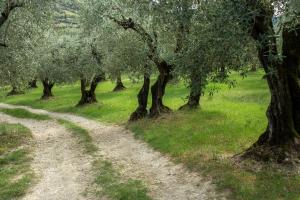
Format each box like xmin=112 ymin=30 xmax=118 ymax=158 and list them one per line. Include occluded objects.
xmin=1 ymin=71 xmax=299 ymax=200
xmin=0 ymin=123 xmax=34 ymax=200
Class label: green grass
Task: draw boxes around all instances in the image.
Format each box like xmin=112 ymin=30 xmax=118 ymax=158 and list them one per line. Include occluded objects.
xmin=1 ymin=71 xmax=299 ymax=199
xmin=93 ymin=160 xmax=151 ymax=200
xmin=0 ymin=123 xmax=34 ymax=200
xmin=57 ymin=119 xmax=97 ymax=154
xmin=0 ymin=108 xmax=51 ymax=121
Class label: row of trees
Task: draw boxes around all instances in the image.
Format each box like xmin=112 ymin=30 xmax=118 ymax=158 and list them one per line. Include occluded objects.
xmin=1 ymin=0 xmax=299 ymax=163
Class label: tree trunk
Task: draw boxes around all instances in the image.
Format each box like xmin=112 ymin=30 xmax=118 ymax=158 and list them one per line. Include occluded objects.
xmin=113 ymin=75 xmax=126 ymax=92
xmin=110 ymin=16 xmax=173 ymax=117
xmin=28 ymin=79 xmax=37 ymax=88
xmin=129 ymin=74 xmax=150 ymax=121
xmin=41 ymin=79 xmax=54 ymax=100
xmin=240 ymin=4 xmax=300 ymax=163
xmin=149 ymin=61 xmax=173 ymax=117
xmin=180 ymin=74 xmax=202 ymax=110
xmin=7 ymin=86 xmax=24 ymax=96
xmin=77 ymin=75 xmax=104 ymax=106
xmin=220 ymin=66 xmax=227 ymax=78
xmin=250 ymin=64 xmax=257 ymax=72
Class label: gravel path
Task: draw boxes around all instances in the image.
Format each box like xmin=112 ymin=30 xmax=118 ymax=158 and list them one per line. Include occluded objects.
xmin=0 ymin=112 xmax=95 ymax=200
xmin=0 ymin=103 xmax=220 ymax=200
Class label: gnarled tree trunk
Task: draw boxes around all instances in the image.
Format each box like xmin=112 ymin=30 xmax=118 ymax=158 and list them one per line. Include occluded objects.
xmin=180 ymin=74 xmax=202 ymax=110
xmin=110 ymin=16 xmax=173 ymax=118
xmin=149 ymin=61 xmax=173 ymax=117
xmin=77 ymin=75 xmax=104 ymax=106
xmin=129 ymin=74 xmax=150 ymax=121
xmin=41 ymin=79 xmax=54 ymax=100
xmin=240 ymin=2 xmax=300 ymax=163
xmin=113 ymin=75 xmax=126 ymax=92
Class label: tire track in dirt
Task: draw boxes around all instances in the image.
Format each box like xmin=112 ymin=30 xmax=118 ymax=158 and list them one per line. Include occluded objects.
xmin=0 ymin=112 xmax=95 ymax=200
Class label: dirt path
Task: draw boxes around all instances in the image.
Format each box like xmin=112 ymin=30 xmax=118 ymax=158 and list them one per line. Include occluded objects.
xmin=0 ymin=103 xmax=220 ymax=200
xmin=0 ymin=113 xmax=95 ymax=200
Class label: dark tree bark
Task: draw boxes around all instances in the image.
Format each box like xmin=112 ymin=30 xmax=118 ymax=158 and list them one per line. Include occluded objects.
xmin=149 ymin=61 xmax=173 ymax=117
xmin=129 ymin=74 xmax=150 ymax=121
xmin=110 ymin=16 xmax=173 ymax=118
xmin=28 ymin=79 xmax=37 ymax=88
xmin=41 ymin=79 xmax=54 ymax=100
xmin=239 ymin=2 xmax=300 ymax=163
xmin=180 ymin=74 xmax=202 ymax=110
xmin=113 ymin=75 xmax=126 ymax=92
xmin=250 ymin=64 xmax=257 ymax=72
xmin=7 ymin=86 xmax=24 ymax=96
xmin=77 ymin=75 xmax=104 ymax=106
xmin=0 ymin=0 xmax=24 ymax=28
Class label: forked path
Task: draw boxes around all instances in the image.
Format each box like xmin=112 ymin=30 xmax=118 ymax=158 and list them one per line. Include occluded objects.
xmin=0 ymin=113 xmax=95 ymax=200
xmin=0 ymin=103 xmax=220 ymax=200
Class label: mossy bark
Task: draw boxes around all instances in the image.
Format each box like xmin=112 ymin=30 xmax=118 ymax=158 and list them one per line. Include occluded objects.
xmin=180 ymin=73 xmax=202 ymax=110
xmin=240 ymin=2 xmax=300 ymax=163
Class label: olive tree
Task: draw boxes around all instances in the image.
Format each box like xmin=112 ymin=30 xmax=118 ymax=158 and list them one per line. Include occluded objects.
xmin=100 ymin=26 xmax=151 ymax=120
xmin=174 ymin=1 xmax=254 ymax=109
xmin=221 ymin=0 xmax=300 ymax=163
xmin=0 ymin=0 xmax=54 ymax=94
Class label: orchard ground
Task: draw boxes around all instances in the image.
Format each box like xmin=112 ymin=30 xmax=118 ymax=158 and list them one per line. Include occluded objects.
xmin=1 ymin=71 xmax=300 ymax=200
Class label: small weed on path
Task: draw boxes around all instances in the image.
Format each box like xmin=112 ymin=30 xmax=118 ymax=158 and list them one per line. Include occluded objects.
xmin=94 ymin=160 xmax=152 ymax=200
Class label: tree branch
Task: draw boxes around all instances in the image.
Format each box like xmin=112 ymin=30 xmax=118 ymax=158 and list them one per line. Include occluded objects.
xmin=107 ymin=15 xmax=161 ymax=66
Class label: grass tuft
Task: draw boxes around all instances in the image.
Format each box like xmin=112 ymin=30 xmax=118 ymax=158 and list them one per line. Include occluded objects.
xmin=0 ymin=108 xmax=51 ymax=121
xmin=94 ymin=160 xmax=151 ymax=200
xmin=57 ymin=119 xmax=97 ymax=154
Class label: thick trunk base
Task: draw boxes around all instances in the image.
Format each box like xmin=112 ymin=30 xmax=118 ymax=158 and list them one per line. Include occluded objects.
xmin=77 ymin=76 xmax=102 ymax=106
xmin=237 ymin=133 xmax=300 ymax=164
xmin=41 ymin=79 xmax=54 ymax=100
xmin=179 ymin=75 xmax=201 ymax=110
xmin=179 ymin=101 xmax=200 ymax=110
xmin=113 ymin=77 xmax=126 ymax=92
xmin=130 ymin=75 xmax=150 ymax=121
xmin=41 ymin=93 xmax=53 ymax=100
xmin=113 ymin=84 xmax=126 ymax=92
xmin=77 ymin=91 xmax=97 ymax=106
